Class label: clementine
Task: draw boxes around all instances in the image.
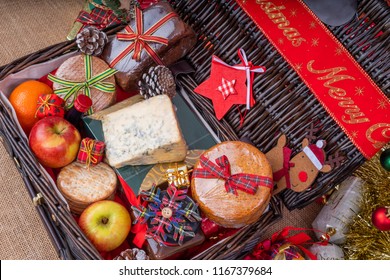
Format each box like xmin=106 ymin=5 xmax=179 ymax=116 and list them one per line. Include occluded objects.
xmin=9 ymin=80 xmax=53 ymax=134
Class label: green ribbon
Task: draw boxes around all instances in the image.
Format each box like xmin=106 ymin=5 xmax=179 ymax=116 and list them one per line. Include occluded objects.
xmin=48 ymin=55 xmax=117 ymax=115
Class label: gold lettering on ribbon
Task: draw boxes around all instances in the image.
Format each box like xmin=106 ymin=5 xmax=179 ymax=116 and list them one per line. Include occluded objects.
xmin=366 ymin=123 xmax=390 ymax=149
xmin=256 ymin=0 xmax=306 ymax=47
xmin=307 ymin=60 xmax=370 ymax=125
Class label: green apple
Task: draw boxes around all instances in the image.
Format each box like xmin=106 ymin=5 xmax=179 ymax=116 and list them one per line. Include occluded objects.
xmin=79 ymin=200 xmax=131 ymax=252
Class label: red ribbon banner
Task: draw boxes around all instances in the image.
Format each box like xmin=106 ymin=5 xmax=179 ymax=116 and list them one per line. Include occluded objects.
xmin=237 ymin=0 xmax=390 ymax=159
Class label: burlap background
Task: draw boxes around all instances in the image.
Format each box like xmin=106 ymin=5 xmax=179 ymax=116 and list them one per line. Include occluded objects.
xmin=0 ymin=0 xmax=84 ymax=260
xmin=0 ymin=0 xmax=322 ymax=260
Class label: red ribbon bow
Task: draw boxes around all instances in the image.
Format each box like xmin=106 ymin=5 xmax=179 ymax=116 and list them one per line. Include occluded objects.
xmin=272 ymin=146 xmax=295 ymax=189
xmin=118 ymin=176 xmax=146 ymax=248
xmin=192 ymin=154 xmax=273 ymax=196
xmin=109 ymin=7 xmax=177 ymax=67
xmin=244 ymin=227 xmax=329 ymax=260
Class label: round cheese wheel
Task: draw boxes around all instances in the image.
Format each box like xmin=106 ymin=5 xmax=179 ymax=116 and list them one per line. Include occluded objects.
xmin=53 ymin=54 xmax=116 ymax=113
xmin=57 ymin=162 xmax=117 ymax=214
xmin=191 ymin=141 xmax=272 ymax=228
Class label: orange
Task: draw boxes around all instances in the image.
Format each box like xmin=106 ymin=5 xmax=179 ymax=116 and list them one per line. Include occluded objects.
xmin=9 ymin=80 xmax=53 ymax=134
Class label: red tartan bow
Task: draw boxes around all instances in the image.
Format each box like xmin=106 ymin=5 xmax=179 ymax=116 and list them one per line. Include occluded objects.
xmin=109 ymin=7 xmax=177 ymax=67
xmin=192 ymin=155 xmax=273 ymax=196
xmin=272 ymin=146 xmax=295 ymax=189
xmin=76 ymin=8 xmax=122 ymax=30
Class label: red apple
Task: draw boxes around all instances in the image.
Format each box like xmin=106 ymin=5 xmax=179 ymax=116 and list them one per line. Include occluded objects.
xmin=29 ymin=116 xmax=81 ymax=168
xmin=79 ymin=200 xmax=132 ymax=252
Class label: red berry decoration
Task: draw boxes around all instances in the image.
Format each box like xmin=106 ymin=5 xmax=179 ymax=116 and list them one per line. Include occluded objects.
xmin=371 ymin=206 xmax=390 ymax=231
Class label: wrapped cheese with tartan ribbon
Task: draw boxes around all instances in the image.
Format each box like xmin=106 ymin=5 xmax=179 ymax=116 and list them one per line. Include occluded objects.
xmin=48 ymin=54 xmax=117 ymax=115
xmin=35 ymin=94 xmax=65 ymax=119
xmin=191 ymin=141 xmax=273 ymax=228
xmin=101 ymin=2 xmax=197 ymax=91
xmin=77 ymin=137 xmax=105 ymax=167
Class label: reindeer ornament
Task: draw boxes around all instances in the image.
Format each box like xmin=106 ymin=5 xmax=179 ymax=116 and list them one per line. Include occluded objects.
xmin=266 ymin=135 xmax=332 ymax=195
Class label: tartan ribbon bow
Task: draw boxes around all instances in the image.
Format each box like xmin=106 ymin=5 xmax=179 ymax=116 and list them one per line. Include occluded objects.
xmin=109 ymin=7 xmax=177 ymax=67
xmin=77 ymin=138 xmax=105 ymax=168
xmin=213 ymin=48 xmax=266 ymax=110
xmin=76 ymin=8 xmax=122 ymax=29
xmin=34 ymin=94 xmax=64 ymax=118
xmin=192 ymin=155 xmax=273 ymax=196
xmin=48 ymin=55 xmax=117 ymax=115
xmin=272 ymin=146 xmax=295 ymax=189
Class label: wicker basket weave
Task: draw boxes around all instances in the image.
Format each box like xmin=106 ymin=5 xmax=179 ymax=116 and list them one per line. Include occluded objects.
xmin=168 ymin=0 xmax=389 ymax=210
xmin=0 ymin=0 xmax=388 ymax=260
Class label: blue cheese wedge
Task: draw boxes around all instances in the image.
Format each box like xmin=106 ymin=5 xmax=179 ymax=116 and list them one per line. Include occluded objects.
xmin=102 ymin=95 xmax=187 ymax=168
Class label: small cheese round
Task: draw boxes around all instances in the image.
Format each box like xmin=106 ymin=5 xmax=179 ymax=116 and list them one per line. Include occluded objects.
xmin=57 ymin=162 xmax=117 ymax=214
xmin=53 ymin=54 xmax=116 ymax=112
xmin=191 ymin=141 xmax=272 ymax=228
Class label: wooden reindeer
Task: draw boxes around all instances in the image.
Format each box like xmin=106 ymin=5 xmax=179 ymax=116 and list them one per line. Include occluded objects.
xmin=266 ymin=134 xmax=332 ymax=195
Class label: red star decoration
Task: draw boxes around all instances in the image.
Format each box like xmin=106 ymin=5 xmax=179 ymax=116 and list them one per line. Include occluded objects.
xmin=194 ymin=55 xmax=248 ymax=120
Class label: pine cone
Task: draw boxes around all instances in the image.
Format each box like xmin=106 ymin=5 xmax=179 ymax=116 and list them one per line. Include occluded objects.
xmin=138 ymin=65 xmax=176 ymax=99
xmin=114 ymin=248 xmax=150 ymax=260
xmin=76 ymin=27 xmax=108 ymax=56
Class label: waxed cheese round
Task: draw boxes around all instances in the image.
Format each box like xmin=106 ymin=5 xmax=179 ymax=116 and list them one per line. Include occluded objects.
xmin=53 ymin=54 xmax=116 ymax=113
xmin=57 ymin=162 xmax=117 ymax=214
xmin=191 ymin=141 xmax=273 ymax=228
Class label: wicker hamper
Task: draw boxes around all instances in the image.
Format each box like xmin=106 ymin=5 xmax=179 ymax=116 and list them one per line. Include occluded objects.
xmin=0 ymin=0 xmax=388 ymax=260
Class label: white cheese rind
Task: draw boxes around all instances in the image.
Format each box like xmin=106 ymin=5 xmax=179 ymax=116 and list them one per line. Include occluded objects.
xmin=102 ymin=95 xmax=187 ymax=168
